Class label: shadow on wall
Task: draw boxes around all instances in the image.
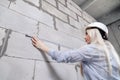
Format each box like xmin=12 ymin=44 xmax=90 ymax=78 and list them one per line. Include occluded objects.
xmin=39 ymin=50 xmax=62 ymax=80
xmin=0 ymin=29 xmax=12 ymax=58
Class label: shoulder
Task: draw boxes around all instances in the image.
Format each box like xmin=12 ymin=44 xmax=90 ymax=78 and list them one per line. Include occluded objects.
xmin=80 ymin=44 xmax=97 ymax=50
xmin=78 ymin=44 xmax=102 ymax=55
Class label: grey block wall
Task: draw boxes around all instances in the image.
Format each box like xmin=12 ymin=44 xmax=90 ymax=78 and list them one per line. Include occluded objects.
xmin=0 ymin=0 xmax=96 ymax=80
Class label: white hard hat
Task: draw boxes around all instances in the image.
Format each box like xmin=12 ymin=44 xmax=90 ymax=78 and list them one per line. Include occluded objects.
xmin=86 ymin=22 xmax=108 ymax=34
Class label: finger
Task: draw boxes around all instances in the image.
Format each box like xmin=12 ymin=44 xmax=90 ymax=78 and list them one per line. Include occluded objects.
xmin=31 ymin=40 xmax=36 ymax=45
xmin=32 ymin=42 xmax=37 ymax=47
xmin=32 ymin=36 xmax=39 ymax=41
xmin=32 ymin=36 xmax=37 ymax=41
xmin=31 ymin=38 xmax=37 ymax=43
xmin=31 ymin=39 xmax=37 ymax=45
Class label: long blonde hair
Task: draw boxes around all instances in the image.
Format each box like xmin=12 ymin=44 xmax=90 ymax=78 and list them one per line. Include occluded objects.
xmin=86 ymin=28 xmax=120 ymax=75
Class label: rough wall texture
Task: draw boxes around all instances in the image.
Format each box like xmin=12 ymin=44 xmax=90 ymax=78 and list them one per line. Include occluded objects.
xmin=0 ymin=0 xmax=96 ymax=80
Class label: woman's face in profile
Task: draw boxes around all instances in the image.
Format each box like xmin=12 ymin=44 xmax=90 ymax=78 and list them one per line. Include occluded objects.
xmin=85 ymin=31 xmax=91 ymax=44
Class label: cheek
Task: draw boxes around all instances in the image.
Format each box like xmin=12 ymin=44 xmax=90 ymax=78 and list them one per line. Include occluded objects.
xmin=85 ymin=35 xmax=89 ymax=40
xmin=87 ymin=36 xmax=90 ymax=41
xmin=88 ymin=36 xmax=91 ymax=44
xmin=85 ymin=35 xmax=91 ymax=43
xmin=85 ymin=35 xmax=88 ymax=41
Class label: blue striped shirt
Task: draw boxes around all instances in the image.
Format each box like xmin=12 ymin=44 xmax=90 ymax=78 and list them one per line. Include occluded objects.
xmin=48 ymin=44 xmax=120 ymax=80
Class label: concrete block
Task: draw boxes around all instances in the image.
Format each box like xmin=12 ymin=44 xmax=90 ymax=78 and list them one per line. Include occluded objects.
xmin=67 ymin=0 xmax=82 ymax=12
xmin=69 ymin=17 xmax=83 ymax=30
xmin=34 ymin=61 xmax=77 ymax=80
xmin=83 ymin=19 xmax=90 ymax=27
xmin=82 ymin=11 xmax=96 ymax=23
xmin=5 ymin=32 xmax=42 ymax=60
xmin=78 ymin=16 xmax=86 ymax=27
xmin=82 ymin=12 xmax=89 ymax=22
xmin=0 ymin=56 xmax=34 ymax=80
xmin=0 ymin=0 xmax=10 ymax=7
xmin=58 ymin=0 xmax=66 ymax=5
xmin=67 ymin=2 xmax=82 ymax=17
xmin=55 ymin=18 xmax=84 ymax=41
xmin=42 ymin=0 xmax=68 ymax=22
xmin=9 ymin=0 xmax=54 ymax=27
xmin=38 ymin=23 xmax=84 ymax=49
xmin=58 ymin=2 xmax=77 ymax=20
xmin=5 ymin=31 xmax=58 ymax=62
xmin=0 ymin=5 xmax=37 ymax=35
xmin=45 ymin=0 xmax=57 ymax=7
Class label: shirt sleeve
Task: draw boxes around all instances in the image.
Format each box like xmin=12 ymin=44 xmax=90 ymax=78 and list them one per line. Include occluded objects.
xmin=48 ymin=45 xmax=94 ymax=63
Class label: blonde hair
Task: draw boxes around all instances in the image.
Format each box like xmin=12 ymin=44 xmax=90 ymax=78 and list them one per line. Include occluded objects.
xmin=87 ymin=28 xmax=120 ymax=75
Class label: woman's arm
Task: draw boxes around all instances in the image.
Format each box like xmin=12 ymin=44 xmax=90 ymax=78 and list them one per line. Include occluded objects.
xmin=31 ymin=36 xmax=82 ymax=62
xmin=31 ymin=36 xmax=93 ymax=63
xmin=31 ymin=36 xmax=49 ymax=53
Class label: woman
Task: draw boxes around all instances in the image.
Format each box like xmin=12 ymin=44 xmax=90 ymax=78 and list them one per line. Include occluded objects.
xmin=31 ymin=22 xmax=120 ymax=80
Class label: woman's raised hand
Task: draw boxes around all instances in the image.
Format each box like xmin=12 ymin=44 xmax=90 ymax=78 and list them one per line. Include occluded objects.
xmin=31 ymin=36 xmax=49 ymax=53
